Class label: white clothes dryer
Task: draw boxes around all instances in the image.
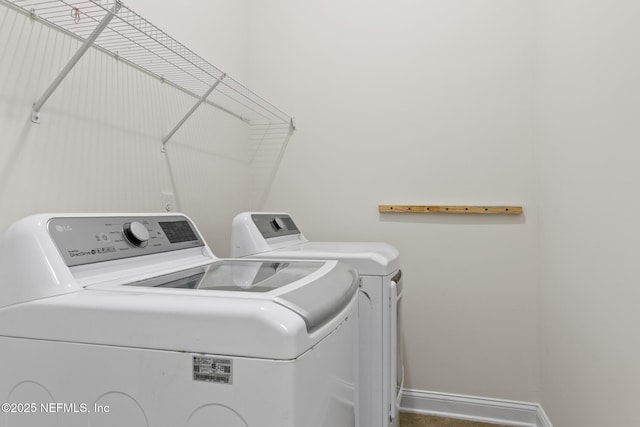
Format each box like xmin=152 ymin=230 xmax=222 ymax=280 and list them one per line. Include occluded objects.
xmin=231 ymin=212 xmax=403 ymax=427
xmin=0 ymin=213 xmax=358 ymax=427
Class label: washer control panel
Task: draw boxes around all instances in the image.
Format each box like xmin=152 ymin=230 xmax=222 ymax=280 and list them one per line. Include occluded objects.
xmin=250 ymin=214 xmax=300 ymax=239
xmin=48 ymin=215 xmax=204 ymax=267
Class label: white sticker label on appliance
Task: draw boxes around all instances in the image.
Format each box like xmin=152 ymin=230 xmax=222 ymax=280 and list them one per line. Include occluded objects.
xmin=193 ymin=356 xmax=233 ymax=385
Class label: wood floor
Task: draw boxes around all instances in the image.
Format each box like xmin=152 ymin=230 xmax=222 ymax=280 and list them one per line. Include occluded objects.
xmin=399 ymin=413 xmax=509 ymax=427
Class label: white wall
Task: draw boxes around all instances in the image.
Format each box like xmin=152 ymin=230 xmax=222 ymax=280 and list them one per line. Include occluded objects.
xmin=125 ymin=0 xmax=250 ymax=82
xmin=249 ymin=0 xmax=540 ymax=402
xmin=6 ymin=1 xmax=640 ymax=425
xmin=537 ymin=0 xmax=640 ymax=425
xmin=0 ymin=0 xmax=252 ymax=256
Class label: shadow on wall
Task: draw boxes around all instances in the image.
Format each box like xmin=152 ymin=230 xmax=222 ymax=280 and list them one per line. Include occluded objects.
xmin=248 ymin=120 xmax=294 ymax=209
xmin=378 ymin=211 xmax=527 ymax=226
xmin=0 ymin=117 xmax=31 ymax=203
xmin=0 ymin=1 xmax=295 ymax=222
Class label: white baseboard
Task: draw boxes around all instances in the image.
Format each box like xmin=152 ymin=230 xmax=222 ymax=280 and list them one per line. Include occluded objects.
xmin=535 ymin=405 xmax=553 ymax=427
xmin=400 ymin=389 xmax=552 ymax=427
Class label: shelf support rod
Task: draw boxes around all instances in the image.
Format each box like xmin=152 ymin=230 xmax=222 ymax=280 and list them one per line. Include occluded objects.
xmin=31 ymin=1 xmax=122 ymax=123
xmin=161 ymin=73 xmax=226 ymax=150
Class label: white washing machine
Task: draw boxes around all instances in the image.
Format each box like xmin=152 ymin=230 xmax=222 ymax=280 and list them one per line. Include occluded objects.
xmin=231 ymin=212 xmax=403 ymax=427
xmin=0 ymin=213 xmax=359 ymax=427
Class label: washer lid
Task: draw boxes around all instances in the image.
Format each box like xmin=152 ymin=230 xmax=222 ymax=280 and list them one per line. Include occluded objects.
xmin=124 ymin=259 xmax=358 ymax=332
xmin=0 ymin=259 xmax=359 ymax=359
xmin=126 ymin=260 xmax=324 ymax=293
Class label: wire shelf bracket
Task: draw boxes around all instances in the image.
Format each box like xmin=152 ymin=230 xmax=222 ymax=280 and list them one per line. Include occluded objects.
xmin=30 ymin=1 xmax=122 ymax=123
xmin=3 ymin=0 xmax=294 ymax=131
xmin=161 ymin=73 xmax=226 ymax=151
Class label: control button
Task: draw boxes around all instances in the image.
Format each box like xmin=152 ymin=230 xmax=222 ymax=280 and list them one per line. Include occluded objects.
xmin=271 ymin=217 xmax=286 ymax=231
xmin=123 ymin=222 xmax=150 ymax=248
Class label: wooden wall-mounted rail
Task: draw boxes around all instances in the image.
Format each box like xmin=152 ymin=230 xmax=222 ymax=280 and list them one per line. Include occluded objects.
xmin=379 ymin=205 xmax=523 ymax=215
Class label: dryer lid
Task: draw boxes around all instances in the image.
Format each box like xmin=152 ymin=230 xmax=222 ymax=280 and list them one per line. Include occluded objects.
xmin=262 ymin=241 xmax=400 ymax=276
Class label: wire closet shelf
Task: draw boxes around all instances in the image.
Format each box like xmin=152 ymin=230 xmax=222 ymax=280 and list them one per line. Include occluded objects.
xmin=4 ymin=0 xmax=294 ymax=130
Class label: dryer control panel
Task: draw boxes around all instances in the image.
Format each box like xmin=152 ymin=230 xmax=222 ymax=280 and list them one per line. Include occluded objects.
xmin=48 ymin=215 xmax=204 ymax=267
xmin=251 ymin=213 xmax=300 ymax=239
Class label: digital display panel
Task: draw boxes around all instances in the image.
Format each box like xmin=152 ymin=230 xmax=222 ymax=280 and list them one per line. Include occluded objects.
xmin=158 ymin=220 xmax=198 ymax=243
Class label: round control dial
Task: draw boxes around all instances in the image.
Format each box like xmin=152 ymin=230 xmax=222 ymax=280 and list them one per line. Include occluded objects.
xmin=271 ymin=217 xmax=286 ymax=231
xmin=123 ymin=221 xmax=150 ymax=247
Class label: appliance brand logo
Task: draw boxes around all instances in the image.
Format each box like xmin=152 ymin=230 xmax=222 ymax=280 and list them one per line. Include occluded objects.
xmin=68 ymin=250 xmax=92 ymax=258
xmin=55 ymin=224 xmax=73 ymax=233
